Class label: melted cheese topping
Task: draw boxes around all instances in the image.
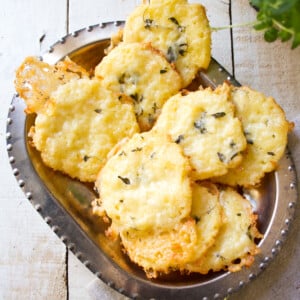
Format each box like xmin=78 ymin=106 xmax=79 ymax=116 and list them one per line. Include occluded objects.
xmin=31 ymin=78 xmax=139 ymax=182
xmin=123 ymin=1 xmax=211 ymax=87
xmin=153 ymin=84 xmax=247 ymax=180
xmin=213 ymin=86 xmax=291 ymax=186
xmin=96 ymin=131 xmax=192 ymax=233
xmin=95 ymin=42 xmax=182 ymax=131
xmin=192 ymin=187 xmax=262 ymax=274
xmin=185 ymin=182 xmax=222 ymax=271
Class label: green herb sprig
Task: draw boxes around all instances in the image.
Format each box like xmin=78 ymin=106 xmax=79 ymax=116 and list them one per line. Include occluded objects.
xmin=212 ymin=0 xmax=300 ymax=49
xmin=250 ymin=0 xmax=300 ymax=49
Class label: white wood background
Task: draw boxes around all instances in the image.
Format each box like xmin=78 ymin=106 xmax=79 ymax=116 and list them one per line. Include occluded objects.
xmin=1 ymin=1 xmax=300 ymax=299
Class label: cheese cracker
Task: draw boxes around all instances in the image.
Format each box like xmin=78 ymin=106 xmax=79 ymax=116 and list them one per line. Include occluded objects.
xmin=123 ymin=0 xmax=211 ymax=87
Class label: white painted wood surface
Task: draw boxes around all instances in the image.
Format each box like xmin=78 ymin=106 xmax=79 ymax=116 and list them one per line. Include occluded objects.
xmin=0 ymin=1 xmax=68 ymax=299
xmin=0 ymin=1 xmax=299 ymax=299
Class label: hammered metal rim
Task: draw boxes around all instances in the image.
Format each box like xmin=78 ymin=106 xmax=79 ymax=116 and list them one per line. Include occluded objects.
xmin=6 ymin=21 xmax=298 ymax=300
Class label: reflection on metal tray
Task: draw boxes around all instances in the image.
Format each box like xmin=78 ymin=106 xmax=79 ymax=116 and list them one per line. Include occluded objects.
xmin=6 ymin=21 xmax=298 ymax=300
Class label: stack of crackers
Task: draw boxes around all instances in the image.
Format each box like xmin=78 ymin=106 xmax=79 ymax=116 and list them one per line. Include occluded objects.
xmin=15 ymin=0 xmax=292 ymax=278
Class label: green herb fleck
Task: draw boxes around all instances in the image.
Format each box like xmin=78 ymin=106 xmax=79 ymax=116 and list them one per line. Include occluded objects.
xmin=245 ymin=131 xmax=254 ymax=145
xmin=194 ymin=215 xmax=201 ymax=223
xmin=118 ymin=150 xmax=127 ymax=156
xmin=130 ymin=93 xmax=139 ymax=102
xmin=212 ymin=112 xmax=226 ymax=118
xmin=217 ymin=152 xmax=226 ymax=163
xmin=160 ymin=68 xmax=168 ymax=74
xmin=267 ymin=151 xmax=275 ymax=156
xmin=94 ymin=108 xmax=102 ymax=114
xmin=178 ymin=49 xmax=185 ymax=56
xmin=150 ymin=152 xmax=156 ymax=159
xmin=194 ymin=112 xmax=207 ymax=134
xmin=247 ymin=225 xmax=253 ymax=240
xmin=131 ymin=147 xmax=143 ymax=152
xmin=175 ymin=135 xmax=184 ymax=144
xmin=178 ymin=43 xmax=188 ymax=56
xmin=118 ymin=73 xmax=126 ymax=84
xmin=216 ymin=253 xmax=226 ymax=260
xmin=148 ymin=114 xmax=155 ymax=125
xmin=166 ymin=43 xmax=188 ymax=62
xmin=169 ymin=17 xmax=180 ymax=26
xmin=144 ymin=18 xmax=154 ymax=29
xmin=152 ymin=102 xmax=157 ymax=113
xmin=118 ymin=176 xmax=131 ymax=185
xmin=168 ymin=17 xmax=185 ymax=32
xmin=177 ymin=43 xmax=188 ymax=56
xmin=231 ymin=152 xmax=239 ymax=160
xmin=230 ymin=141 xmax=236 ymax=148
xmin=166 ymin=45 xmax=177 ymax=63
xmin=83 ymin=155 xmax=90 ymax=162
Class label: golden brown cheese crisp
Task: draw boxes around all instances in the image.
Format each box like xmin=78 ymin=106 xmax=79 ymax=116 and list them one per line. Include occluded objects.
xmin=123 ymin=0 xmax=211 ymax=87
xmin=95 ymin=131 xmax=192 ymax=234
xmin=15 ymin=56 xmax=89 ymax=113
xmin=213 ymin=86 xmax=291 ymax=187
xmin=153 ymin=84 xmax=247 ymax=180
xmin=187 ymin=187 xmax=262 ymax=274
xmin=95 ymin=42 xmax=182 ymax=131
xmin=30 ymin=78 xmax=139 ymax=182
xmin=185 ymin=182 xmax=222 ymax=271
xmin=120 ymin=218 xmax=197 ymax=278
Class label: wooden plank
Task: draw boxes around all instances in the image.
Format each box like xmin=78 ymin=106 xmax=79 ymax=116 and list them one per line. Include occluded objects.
xmin=230 ymin=1 xmax=300 ymax=299
xmin=68 ymin=252 xmax=130 ymax=300
xmin=199 ymin=0 xmax=233 ymax=73
xmin=232 ymin=0 xmax=300 ymax=111
xmin=68 ymin=252 xmax=95 ymax=300
xmin=0 ymin=1 xmax=68 ymax=299
xmin=231 ymin=0 xmax=300 ymax=155
xmin=68 ymin=0 xmax=141 ymax=33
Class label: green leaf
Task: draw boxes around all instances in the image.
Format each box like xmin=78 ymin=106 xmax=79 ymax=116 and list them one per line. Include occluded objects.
xmin=278 ymin=30 xmax=292 ymax=42
xmin=292 ymin=32 xmax=300 ymax=49
xmin=250 ymin=0 xmax=300 ymax=49
xmin=264 ymin=27 xmax=279 ymax=42
xmin=250 ymin=0 xmax=261 ymax=6
xmin=250 ymin=0 xmax=263 ymax=9
xmin=256 ymin=10 xmax=267 ymax=21
xmin=253 ymin=20 xmax=272 ymax=30
xmin=269 ymin=0 xmax=298 ymax=16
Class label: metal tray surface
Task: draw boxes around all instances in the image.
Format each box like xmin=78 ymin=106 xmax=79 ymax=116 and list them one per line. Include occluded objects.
xmin=6 ymin=21 xmax=298 ymax=300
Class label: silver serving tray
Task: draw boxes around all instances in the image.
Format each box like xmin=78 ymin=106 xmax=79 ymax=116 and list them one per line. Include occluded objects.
xmin=6 ymin=21 xmax=298 ymax=300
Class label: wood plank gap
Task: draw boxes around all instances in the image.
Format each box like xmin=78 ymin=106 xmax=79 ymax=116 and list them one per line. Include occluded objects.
xmin=229 ymin=0 xmax=235 ymax=78
xmin=66 ymin=0 xmax=70 ymax=34
xmin=65 ymin=247 xmax=69 ymax=300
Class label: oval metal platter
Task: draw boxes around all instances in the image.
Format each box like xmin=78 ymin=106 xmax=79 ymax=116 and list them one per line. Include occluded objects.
xmin=6 ymin=21 xmax=298 ymax=300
